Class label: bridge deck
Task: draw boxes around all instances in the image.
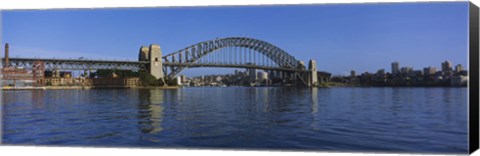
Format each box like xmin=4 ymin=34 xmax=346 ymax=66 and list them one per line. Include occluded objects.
xmin=3 ymin=57 xmax=307 ymax=72
xmin=164 ymin=62 xmax=305 ymax=72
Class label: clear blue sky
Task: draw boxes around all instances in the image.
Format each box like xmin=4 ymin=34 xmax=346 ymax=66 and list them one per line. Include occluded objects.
xmin=1 ymin=2 xmax=469 ymax=76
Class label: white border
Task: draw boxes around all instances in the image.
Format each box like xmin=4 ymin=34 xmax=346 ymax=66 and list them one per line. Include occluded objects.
xmin=0 ymin=0 xmax=478 ymax=156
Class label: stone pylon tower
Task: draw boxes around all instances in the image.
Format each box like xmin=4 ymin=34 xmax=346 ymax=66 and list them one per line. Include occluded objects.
xmin=149 ymin=44 xmax=163 ymax=79
xmin=139 ymin=44 xmax=164 ymax=79
xmin=138 ymin=46 xmax=149 ymax=61
xmin=308 ymin=59 xmax=318 ymax=86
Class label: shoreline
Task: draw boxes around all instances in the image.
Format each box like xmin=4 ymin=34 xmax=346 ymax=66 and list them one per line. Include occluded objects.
xmin=1 ymin=85 xmax=467 ymax=90
xmin=1 ymin=86 xmax=180 ymax=90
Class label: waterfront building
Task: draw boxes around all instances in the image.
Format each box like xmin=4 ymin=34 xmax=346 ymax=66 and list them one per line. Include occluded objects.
xmin=257 ymin=71 xmax=264 ymax=81
xmin=391 ymin=61 xmax=400 ymax=75
xmin=442 ymin=60 xmax=453 ymax=72
xmin=400 ymin=67 xmax=413 ymax=74
xmin=44 ymin=77 xmax=75 ymax=86
xmin=258 ymin=71 xmax=270 ymax=85
xmin=377 ymin=69 xmax=385 ymax=75
xmin=1 ymin=63 xmax=44 ymax=87
xmin=125 ymin=78 xmax=140 ymax=86
xmin=441 ymin=61 xmax=454 ymax=78
xmin=1 ymin=67 xmax=35 ymax=87
xmin=248 ymin=68 xmax=257 ymax=82
xmin=180 ymin=75 xmax=187 ymax=84
xmin=451 ymin=75 xmax=468 ymax=86
xmin=260 ymin=71 xmax=268 ymax=80
xmin=60 ymin=78 xmax=74 ymax=85
xmin=44 ymin=77 xmax=60 ymax=86
xmin=350 ymin=70 xmax=356 ymax=77
xmin=455 ymin=64 xmax=463 ymax=73
xmin=317 ymin=71 xmax=332 ymax=83
xmin=215 ymin=76 xmax=222 ymax=82
xmin=60 ymin=71 xmax=72 ymax=78
xmin=423 ymin=66 xmax=437 ymax=75
xmin=176 ymin=76 xmax=182 ymax=85
xmin=434 ymin=71 xmax=445 ymax=81
xmin=410 ymin=70 xmax=423 ymax=77
xmin=53 ymin=70 xmax=61 ymax=78
xmin=92 ymin=77 xmax=140 ymax=87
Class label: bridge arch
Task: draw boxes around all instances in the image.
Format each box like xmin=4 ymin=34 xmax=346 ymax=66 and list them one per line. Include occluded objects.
xmin=162 ymin=37 xmax=304 ymax=79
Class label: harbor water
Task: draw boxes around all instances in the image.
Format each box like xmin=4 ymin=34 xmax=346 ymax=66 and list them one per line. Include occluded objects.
xmin=1 ymin=87 xmax=468 ymax=153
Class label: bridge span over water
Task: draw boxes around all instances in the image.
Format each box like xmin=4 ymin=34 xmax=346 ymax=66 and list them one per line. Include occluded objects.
xmin=2 ymin=37 xmax=319 ymax=86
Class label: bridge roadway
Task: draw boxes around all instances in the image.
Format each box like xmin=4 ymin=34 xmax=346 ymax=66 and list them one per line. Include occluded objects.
xmin=3 ymin=57 xmax=148 ymax=70
xmin=2 ymin=37 xmax=320 ymax=86
xmin=3 ymin=57 xmax=307 ymax=72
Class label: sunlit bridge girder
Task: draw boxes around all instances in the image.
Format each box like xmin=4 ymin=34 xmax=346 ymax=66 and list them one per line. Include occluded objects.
xmin=162 ymin=37 xmax=303 ymax=79
xmin=2 ymin=58 xmax=148 ymax=71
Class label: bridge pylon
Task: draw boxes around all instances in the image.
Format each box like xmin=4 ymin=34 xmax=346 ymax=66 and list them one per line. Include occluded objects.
xmin=308 ymin=59 xmax=318 ymax=86
xmin=139 ymin=44 xmax=165 ymax=83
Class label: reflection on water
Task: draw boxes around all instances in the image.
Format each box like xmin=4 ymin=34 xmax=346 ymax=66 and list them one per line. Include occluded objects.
xmin=138 ymin=89 xmax=165 ymax=134
xmin=1 ymin=87 xmax=468 ymax=153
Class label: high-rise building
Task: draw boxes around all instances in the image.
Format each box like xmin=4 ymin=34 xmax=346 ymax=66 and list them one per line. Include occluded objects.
xmin=248 ymin=68 xmax=257 ymax=82
xmin=455 ymin=64 xmax=463 ymax=73
xmin=442 ymin=60 xmax=453 ymax=72
xmin=391 ymin=61 xmax=400 ymax=75
xmin=350 ymin=70 xmax=356 ymax=77
xmin=257 ymin=71 xmax=264 ymax=80
xmin=401 ymin=67 xmax=413 ymax=74
xmin=180 ymin=75 xmax=187 ymax=84
xmin=260 ymin=72 xmax=268 ymax=80
xmin=423 ymin=66 xmax=437 ymax=75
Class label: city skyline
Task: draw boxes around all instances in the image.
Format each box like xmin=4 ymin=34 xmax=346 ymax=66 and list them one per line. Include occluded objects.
xmin=1 ymin=2 xmax=469 ymax=76
xmin=347 ymin=59 xmax=466 ymax=77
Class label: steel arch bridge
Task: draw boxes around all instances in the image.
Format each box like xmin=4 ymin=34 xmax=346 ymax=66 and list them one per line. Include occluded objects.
xmin=3 ymin=37 xmax=317 ymax=85
xmin=161 ymin=37 xmax=306 ymax=79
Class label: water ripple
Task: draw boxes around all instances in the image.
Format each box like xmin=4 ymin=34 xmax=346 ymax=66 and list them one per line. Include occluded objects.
xmin=2 ymin=87 xmax=468 ymax=153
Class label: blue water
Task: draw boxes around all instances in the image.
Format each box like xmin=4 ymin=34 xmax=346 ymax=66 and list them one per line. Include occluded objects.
xmin=1 ymin=87 xmax=468 ymax=153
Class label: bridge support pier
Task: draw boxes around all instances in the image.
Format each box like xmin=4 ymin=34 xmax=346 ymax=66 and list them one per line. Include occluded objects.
xmin=148 ymin=44 xmax=164 ymax=80
xmin=308 ymin=59 xmax=318 ymax=86
xmin=139 ymin=44 xmax=165 ymax=84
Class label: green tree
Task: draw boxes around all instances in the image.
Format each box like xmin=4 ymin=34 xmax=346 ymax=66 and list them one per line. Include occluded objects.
xmin=139 ymin=72 xmax=163 ymax=86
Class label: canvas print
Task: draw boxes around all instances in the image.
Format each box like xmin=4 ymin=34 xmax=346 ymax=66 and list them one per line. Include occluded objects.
xmin=0 ymin=1 xmax=476 ymax=154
